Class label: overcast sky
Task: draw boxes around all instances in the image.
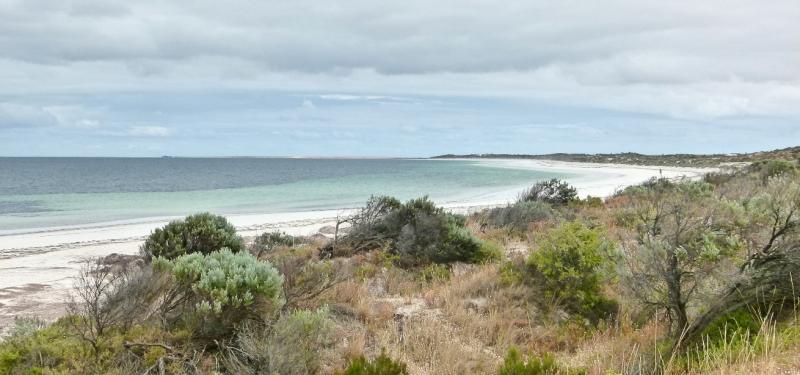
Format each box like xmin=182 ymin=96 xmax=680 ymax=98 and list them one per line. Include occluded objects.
xmin=1 ymin=0 xmax=799 ymax=157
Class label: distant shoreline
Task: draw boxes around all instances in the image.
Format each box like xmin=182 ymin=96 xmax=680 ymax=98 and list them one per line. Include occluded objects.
xmin=432 ymin=145 xmax=800 ymax=167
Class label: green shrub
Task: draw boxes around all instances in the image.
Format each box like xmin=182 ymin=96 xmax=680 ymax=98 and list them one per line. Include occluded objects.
xmin=519 ymin=179 xmax=578 ymax=205
xmin=141 ymin=212 xmax=244 ymax=260
xmin=418 ymin=263 xmax=451 ymax=283
xmin=251 ymin=231 xmax=296 ymax=258
xmin=499 ymin=258 xmax=525 ymax=286
xmin=580 ymin=196 xmax=603 ymax=208
xmin=748 ymin=159 xmax=797 ymax=181
xmin=475 ymin=240 xmax=504 ymax=263
xmin=331 ymin=196 xmax=488 ymax=267
xmin=697 ymin=308 xmax=762 ymax=350
xmin=498 ymin=347 xmax=585 ymax=375
xmin=154 ymin=248 xmax=283 ymax=338
xmin=0 ymin=317 xmax=88 ymax=374
xmin=527 ymin=221 xmax=617 ymax=321
xmin=336 ymin=350 xmax=408 ymax=375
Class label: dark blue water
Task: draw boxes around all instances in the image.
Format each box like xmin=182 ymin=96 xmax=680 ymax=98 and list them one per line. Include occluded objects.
xmin=0 ymin=158 xmax=442 ymax=195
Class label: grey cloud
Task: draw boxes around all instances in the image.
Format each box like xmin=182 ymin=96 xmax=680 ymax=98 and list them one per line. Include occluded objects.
xmin=0 ymin=0 xmax=797 ymax=131
xmin=127 ymin=126 xmax=171 ymax=137
xmin=0 ymin=103 xmax=59 ymax=128
xmin=1 ymin=0 xmax=797 ymax=81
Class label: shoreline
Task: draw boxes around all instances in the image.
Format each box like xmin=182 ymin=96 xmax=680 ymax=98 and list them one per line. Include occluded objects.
xmin=0 ymin=159 xmax=715 ymax=332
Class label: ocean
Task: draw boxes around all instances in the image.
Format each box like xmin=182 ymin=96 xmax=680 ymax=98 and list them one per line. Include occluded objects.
xmin=0 ymin=157 xmax=567 ymax=233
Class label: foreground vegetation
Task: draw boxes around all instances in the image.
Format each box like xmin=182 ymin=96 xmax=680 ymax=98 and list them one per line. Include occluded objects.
xmin=2 ymin=159 xmax=800 ymax=374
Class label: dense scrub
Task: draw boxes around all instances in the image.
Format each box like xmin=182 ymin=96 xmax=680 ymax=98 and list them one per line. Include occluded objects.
xmin=518 ymin=179 xmax=578 ymax=205
xmin=141 ymin=212 xmax=244 ymax=260
xmin=325 ymin=196 xmax=497 ymax=266
xmin=527 ymin=221 xmax=618 ymax=322
xmin=2 ymin=159 xmax=800 ymax=374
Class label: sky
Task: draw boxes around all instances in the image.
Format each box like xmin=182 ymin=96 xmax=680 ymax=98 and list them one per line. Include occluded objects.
xmin=1 ymin=0 xmax=799 ymax=157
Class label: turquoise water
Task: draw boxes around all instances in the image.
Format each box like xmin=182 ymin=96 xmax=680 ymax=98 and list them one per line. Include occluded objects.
xmin=0 ymin=158 xmax=566 ymax=231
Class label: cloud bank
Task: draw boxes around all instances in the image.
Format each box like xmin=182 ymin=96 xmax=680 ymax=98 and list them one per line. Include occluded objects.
xmin=0 ymin=0 xmax=798 ymax=155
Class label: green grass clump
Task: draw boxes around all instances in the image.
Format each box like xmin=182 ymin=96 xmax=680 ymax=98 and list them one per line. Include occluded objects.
xmin=498 ymin=347 xmax=585 ymax=375
xmin=336 ymin=350 xmax=408 ymax=375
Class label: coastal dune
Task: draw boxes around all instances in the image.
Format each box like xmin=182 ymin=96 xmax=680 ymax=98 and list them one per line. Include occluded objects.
xmin=0 ymin=159 xmax=713 ymax=330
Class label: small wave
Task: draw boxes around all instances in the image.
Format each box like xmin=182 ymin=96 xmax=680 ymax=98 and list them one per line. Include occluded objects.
xmin=0 ymin=235 xmax=149 ymax=260
xmin=0 ymin=200 xmax=53 ymax=215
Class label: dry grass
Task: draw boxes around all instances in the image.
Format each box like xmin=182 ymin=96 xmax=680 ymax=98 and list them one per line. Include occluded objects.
xmin=680 ymin=316 xmax=800 ymax=375
xmin=310 ymin=235 xmax=800 ymax=375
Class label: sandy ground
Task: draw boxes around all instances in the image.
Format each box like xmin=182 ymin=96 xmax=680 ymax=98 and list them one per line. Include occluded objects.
xmin=0 ymin=159 xmax=714 ymax=334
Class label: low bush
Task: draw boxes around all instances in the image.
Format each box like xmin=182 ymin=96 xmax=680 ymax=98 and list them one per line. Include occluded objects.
xmin=226 ymin=308 xmax=334 ymax=375
xmin=336 ymin=350 xmax=409 ymax=375
xmin=329 ymin=196 xmax=490 ymax=267
xmin=482 ymin=200 xmax=555 ymax=233
xmin=527 ymin=221 xmax=618 ymax=322
xmin=418 ymin=263 xmax=451 ymax=283
xmin=748 ymin=159 xmax=797 ymax=181
xmin=266 ymin=245 xmax=346 ymax=310
xmin=251 ymin=230 xmax=296 ymax=258
xmin=0 ymin=318 xmax=84 ymax=374
xmin=154 ymin=248 xmax=284 ymax=339
xmin=519 ymin=179 xmax=578 ymax=205
xmin=499 ymin=257 xmax=526 ymax=286
xmin=141 ymin=212 xmax=244 ymax=260
xmin=579 ymin=195 xmax=603 ymax=208
xmin=498 ymin=347 xmax=585 ymax=375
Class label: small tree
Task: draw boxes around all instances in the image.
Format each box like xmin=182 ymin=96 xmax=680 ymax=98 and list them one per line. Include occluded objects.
xmin=141 ymin=213 xmax=244 ymax=260
xmin=676 ymin=174 xmax=800 ymax=349
xmin=527 ymin=221 xmax=617 ymax=321
xmin=741 ymin=175 xmax=800 ymax=267
xmin=519 ymin=179 xmax=578 ymax=205
xmin=66 ymin=260 xmax=126 ymax=361
xmin=619 ymin=179 xmax=741 ymax=336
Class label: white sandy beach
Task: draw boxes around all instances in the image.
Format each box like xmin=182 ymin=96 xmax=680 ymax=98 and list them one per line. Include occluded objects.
xmin=0 ymin=159 xmax=714 ymax=331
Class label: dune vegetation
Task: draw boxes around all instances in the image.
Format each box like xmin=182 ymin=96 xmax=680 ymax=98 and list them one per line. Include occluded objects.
xmin=2 ymin=159 xmax=800 ymax=374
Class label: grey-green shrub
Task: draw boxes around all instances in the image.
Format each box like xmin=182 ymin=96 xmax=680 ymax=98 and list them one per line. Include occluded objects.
xmin=748 ymin=159 xmax=798 ymax=182
xmin=154 ymin=248 xmax=283 ymax=338
xmin=482 ymin=200 xmax=555 ymax=232
xmin=141 ymin=212 xmax=244 ymax=260
xmin=267 ymin=308 xmax=334 ymax=374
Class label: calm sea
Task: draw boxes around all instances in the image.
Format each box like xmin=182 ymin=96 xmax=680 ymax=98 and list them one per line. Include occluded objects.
xmin=0 ymin=157 xmax=565 ymax=232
